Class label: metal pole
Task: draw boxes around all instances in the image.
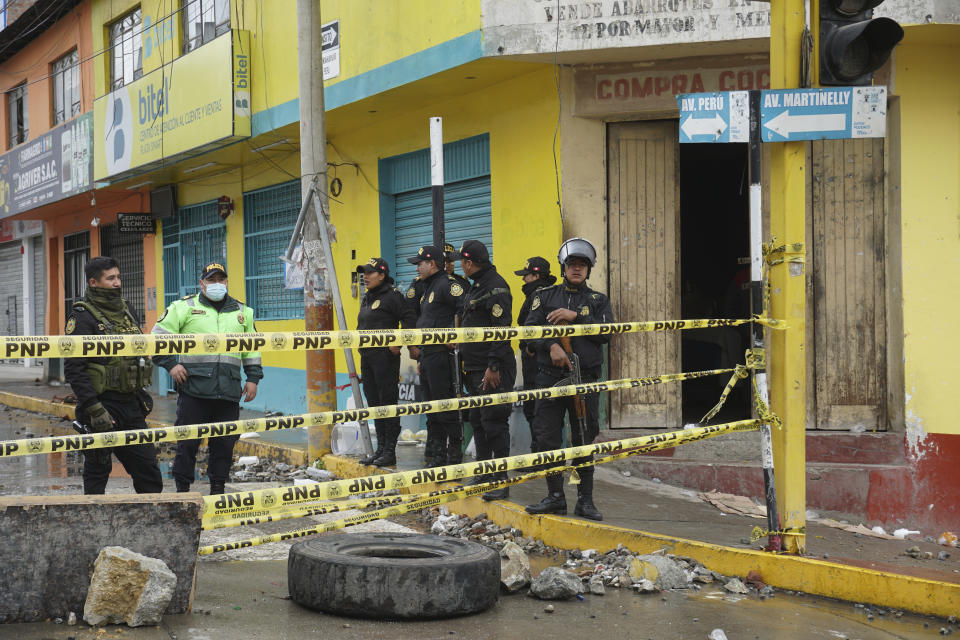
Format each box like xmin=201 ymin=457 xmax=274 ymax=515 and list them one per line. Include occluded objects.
xmin=430 ymin=117 xmax=445 ymax=248
xmin=310 ymin=183 xmax=374 ymax=456
xmin=768 ymin=0 xmax=808 ymax=555
xmin=298 ymin=0 xmax=336 ymax=462
xmin=749 ymin=89 xmax=782 ymax=553
xmin=22 ymin=237 xmax=34 ymax=368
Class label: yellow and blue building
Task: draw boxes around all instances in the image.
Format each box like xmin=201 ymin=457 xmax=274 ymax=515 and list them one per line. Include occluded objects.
xmin=0 ymin=0 xmax=956 ymax=533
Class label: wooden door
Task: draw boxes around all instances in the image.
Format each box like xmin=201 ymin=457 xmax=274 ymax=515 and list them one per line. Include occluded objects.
xmin=607 ymin=121 xmax=681 ymax=429
xmin=810 ymin=138 xmax=887 ymax=430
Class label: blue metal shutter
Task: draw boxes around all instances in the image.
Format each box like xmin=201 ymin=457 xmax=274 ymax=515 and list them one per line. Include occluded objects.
xmin=243 ymin=180 xmax=303 ymax=320
xmin=393 ymin=177 xmax=493 ymax=290
xmin=162 ymin=201 xmax=225 ymax=307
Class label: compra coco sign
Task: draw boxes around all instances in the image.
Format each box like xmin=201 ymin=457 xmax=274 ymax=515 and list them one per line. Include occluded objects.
xmin=94 ymin=30 xmax=251 ymax=182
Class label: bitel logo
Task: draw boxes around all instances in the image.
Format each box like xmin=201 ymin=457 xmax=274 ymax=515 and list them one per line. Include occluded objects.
xmin=104 ymin=89 xmax=133 ymax=175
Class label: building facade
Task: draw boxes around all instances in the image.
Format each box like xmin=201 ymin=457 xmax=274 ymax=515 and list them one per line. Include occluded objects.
xmin=1 ymin=0 xmax=956 ymax=531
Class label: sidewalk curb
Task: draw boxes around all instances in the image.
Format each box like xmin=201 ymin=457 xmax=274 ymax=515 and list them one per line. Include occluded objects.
xmin=321 ymin=455 xmax=960 ymax=619
xmin=2 ymin=390 xmax=957 ymax=618
xmin=0 ymin=391 xmax=307 ymax=465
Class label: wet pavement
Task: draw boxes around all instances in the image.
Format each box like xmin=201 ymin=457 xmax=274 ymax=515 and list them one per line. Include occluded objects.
xmin=1 ymin=365 xmax=958 ymax=637
xmin=10 ymin=559 xmax=953 ymax=640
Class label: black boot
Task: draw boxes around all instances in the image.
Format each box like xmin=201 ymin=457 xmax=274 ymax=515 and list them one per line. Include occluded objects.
xmin=175 ymin=480 xmax=190 ymax=493
xmin=360 ymin=426 xmax=385 ymax=465
xmin=424 ymin=430 xmax=443 ymax=468
xmin=525 ymin=473 xmax=566 ymax=515
xmin=482 ymin=471 xmax=510 ymax=502
xmin=209 ymin=481 xmax=225 ymax=495
xmin=372 ymin=428 xmax=398 ymax=467
xmin=446 ymin=439 xmax=463 ymax=466
xmin=574 ymin=471 xmax=603 ymax=521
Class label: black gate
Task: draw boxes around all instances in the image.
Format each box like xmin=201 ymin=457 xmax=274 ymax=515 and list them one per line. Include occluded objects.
xmin=101 ymin=224 xmax=145 ymax=323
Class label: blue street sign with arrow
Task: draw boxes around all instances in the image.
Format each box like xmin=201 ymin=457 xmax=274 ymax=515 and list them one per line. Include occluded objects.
xmin=760 ymin=87 xmax=886 ymax=142
xmin=677 ymin=91 xmax=749 ymax=144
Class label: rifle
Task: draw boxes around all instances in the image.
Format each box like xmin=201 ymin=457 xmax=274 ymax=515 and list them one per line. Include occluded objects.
xmin=556 ymin=324 xmax=587 ymax=447
xmin=452 ymin=317 xmax=464 ymax=424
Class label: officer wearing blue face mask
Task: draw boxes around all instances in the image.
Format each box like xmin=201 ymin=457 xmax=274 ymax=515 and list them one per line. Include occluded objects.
xmin=151 ymin=262 xmax=263 ymax=494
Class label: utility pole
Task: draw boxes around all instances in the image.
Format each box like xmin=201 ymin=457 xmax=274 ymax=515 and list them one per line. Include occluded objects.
xmin=768 ymin=0 xmax=808 ymax=555
xmin=298 ymin=0 xmax=335 ymax=462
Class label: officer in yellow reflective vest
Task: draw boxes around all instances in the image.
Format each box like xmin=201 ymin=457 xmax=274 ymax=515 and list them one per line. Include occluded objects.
xmin=151 ymin=262 xmax=263 ymax=494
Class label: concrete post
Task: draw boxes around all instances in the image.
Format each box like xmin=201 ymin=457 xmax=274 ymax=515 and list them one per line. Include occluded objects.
xmin=298 ymin=0 xmax=335 ymax=461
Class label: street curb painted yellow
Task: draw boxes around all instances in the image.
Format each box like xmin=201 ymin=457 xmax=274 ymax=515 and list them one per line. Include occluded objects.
xmin=323 ymin=453 xmax=960 ymax=619
xmin=0 ymin=391 xmax=307 ymax=466
xmin=0 ymin=391 xmax=77 ymax=420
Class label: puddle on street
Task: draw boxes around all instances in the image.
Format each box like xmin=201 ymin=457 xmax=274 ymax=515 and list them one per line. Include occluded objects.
xmin=0 ymin=408 xmax=181 ymax=493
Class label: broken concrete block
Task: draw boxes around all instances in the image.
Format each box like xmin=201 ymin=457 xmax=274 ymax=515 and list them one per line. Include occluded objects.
xmin=84 ymin=547 xmax=177 ymax=627
xmin=724 ymin=577 xmax=750 ymax=594
xmin=628 ymin=555 xmax=689 ymax=590
xmin=530 ymin=567 xmax=582 ymax=600
xmin=499 ymin=542 xmax=531 ymax=593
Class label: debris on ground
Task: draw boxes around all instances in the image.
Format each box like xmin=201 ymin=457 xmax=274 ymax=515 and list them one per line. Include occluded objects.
xmin=84 ymin=547 xmax=177 ymax=627
xmin=530 ymin=567 xmax=582 ymax=600
xmin=418 ymin=507 xmax=784 ymax=600
xmin=500 ymin=542 xmax=532 ymax=592
xmin=228 ymin=460 xmax=337 ymax=484
xmin=939 ymin=532 xmax=958 ymax=547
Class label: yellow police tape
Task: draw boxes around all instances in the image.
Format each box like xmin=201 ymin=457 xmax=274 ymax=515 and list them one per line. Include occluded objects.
xmin=200 ymin=418 xmax=765 ymax=524
xmin=0 ymin=317 xmax=784 ymax=359
xmin=0 ymin=367 xmax=736 ymax=459
xmin=202 ymin=494 xmax=410 ymax=530
xmin=199 ymin=417 xmax=765 ymax=555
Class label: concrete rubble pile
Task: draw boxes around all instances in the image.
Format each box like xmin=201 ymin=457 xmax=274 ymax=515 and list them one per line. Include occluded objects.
xmin=420 ymin=506 xmax=784 ymax=598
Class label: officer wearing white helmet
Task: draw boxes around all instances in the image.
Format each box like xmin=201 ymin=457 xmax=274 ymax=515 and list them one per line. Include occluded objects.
xmin=523 ymin=237 xmax=613 ymax=521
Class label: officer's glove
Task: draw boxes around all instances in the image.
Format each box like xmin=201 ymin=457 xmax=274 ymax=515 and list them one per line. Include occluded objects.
xmin=87 ymin=402 xmax=114 ymax=432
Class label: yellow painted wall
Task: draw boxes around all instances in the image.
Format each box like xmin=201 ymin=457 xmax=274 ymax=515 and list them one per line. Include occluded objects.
xmin=896 ymin=28 xmax=960 ymax=437
xmin=237 ymin=0 xmax=481 ymax=115
xmin=323 ymin=66 xmax=562 ymax=373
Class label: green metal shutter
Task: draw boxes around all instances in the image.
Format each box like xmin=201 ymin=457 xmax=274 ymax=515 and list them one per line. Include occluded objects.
xmin=243 ymin=180 xmax=303 ymax=320
xmin=380 ymin=133 xmax=492 ymax=291
xmin=393 ymin=177 xmax=493 ymax=289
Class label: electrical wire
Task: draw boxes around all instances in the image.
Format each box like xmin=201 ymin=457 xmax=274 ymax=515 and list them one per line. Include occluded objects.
xmin=0 ymin=0 xmax=204 ymax=95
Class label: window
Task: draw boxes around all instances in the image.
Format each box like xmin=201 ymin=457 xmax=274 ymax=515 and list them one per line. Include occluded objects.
xmin=243 ymin=181 xmax=303 ymax=320
xmin=162 ymin=201 xmax=226 ymax=308
xmin=182 ymin=0 xmax=230 ymax=53
xmin=64 ymin=231 xmax=90 ymax=312
xmin=7 ymin=83 xmax=27 ymax=148
xmin=52 ymin=50 xmax=80 ymax=125
xmin=110 ymin=9 xmax=143 ymax=90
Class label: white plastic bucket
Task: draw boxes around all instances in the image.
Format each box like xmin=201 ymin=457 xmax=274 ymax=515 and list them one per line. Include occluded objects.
xmin=331 ymin=423 xmax=364 ymax=456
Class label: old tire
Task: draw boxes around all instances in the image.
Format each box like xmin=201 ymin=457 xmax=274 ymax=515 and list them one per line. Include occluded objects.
xmin=288 ymin=533 xmax=499 ymax=619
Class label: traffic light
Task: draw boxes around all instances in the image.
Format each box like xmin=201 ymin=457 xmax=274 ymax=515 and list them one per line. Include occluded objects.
xmin=819 ymin=0 xmax=904 ymax=86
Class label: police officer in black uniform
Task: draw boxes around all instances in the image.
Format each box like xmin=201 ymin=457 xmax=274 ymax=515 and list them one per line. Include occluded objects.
xmin=355 ymin=258 xmax=416 ymax=467
xmin=64 ymin=256 xmax=162 ymax=495
xmin=407 ymin=245 xmax=465 ymax=467
xmin=451 ymin=240 xmax=515 ymax=501
xmin=444 ymin=242 xmax=471 ymax=291
xmin=524 ymin=238 xmax=613 ymax=521
xmin=515 ymin=256 xmax=557 ymax=449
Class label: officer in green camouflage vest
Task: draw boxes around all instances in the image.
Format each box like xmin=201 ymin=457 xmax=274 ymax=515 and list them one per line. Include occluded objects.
xmin=152 ymin=262 xmax=263 ymax=495
xmin=64 ymin=256 xmax=162 ymax=495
